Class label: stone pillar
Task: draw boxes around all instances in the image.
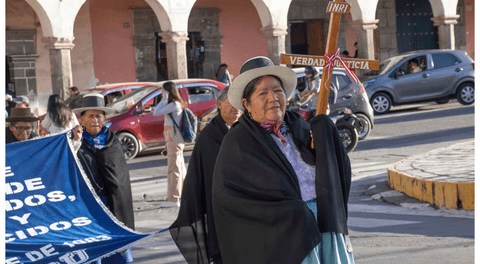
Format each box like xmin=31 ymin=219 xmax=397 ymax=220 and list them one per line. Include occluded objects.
xmin=188 ymin=8 xmax=222 ymax=80
xmin=159 ymin=31 xmax=189 ymax=80
xmin=202 ymin=35 xmax=222 ymax=79
xmin=352 ymin=20 xmax=379 ymax=60
xmin=432 ymin=16 xmax=460 ymax=50
xmin=261 ymin=26 xmax=288 ymax=65
xmin=42 ymin=37 xmax=75 ymax=100
xmin=133 ymin=35 xmax=157 ymax=81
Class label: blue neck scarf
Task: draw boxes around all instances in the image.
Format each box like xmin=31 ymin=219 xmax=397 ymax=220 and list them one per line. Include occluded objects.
xmin=83 ymin=126 xmax=108 ymax=147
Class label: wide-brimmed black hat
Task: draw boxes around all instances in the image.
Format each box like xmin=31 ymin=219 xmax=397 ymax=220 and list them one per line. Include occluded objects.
xmin=6 ymin=108 xmax=39 ymax=122
xmin=228 ymin=56 xmax=297 ymax=111
xmin=73 ymin=93 xmax=114 ymax=115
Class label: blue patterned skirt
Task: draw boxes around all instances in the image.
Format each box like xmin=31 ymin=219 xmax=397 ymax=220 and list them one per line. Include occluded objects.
xmin=302 ymin=199 xmax=355 ymax=264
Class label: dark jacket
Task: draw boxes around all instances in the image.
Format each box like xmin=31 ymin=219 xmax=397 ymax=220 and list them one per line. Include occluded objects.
xmin=6 ymin=128 xmax=38 ymax=144
xmin=76 ymin=129 xmax=135 ymax=230
xmin=65 ymin=94 xmax=83 ymax=109
xmin=170 ymin=114 xmax=228 ymax=264
xmin=212 ymin=111 xmax=351 ymax=264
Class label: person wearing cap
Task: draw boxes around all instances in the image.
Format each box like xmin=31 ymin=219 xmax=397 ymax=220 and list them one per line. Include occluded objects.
xmin=6 ymin=108 xmax=39 ymax=143
xmin=14 ymin=95 xmax=29 ymax=108
xmin=71 ymin=93 xmax=135 ymax=263
xmin=212 ymin=56 xmax=354 ymax=263
xmin=169 ymin=86 xmax=242 ymax=264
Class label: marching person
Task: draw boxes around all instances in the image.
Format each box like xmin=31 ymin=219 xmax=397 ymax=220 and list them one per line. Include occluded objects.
xmin=212 ymin=56 xmax=354 ymax=263
xmin=41 ymin=94 xmax=79 ymax=134
xmin=6 ymin=108 xmax=39 ymax=143
xmin=153 ymin=81 xmax=187 ymax=208
xmin=169 ymin=86 xmax=242 ymax=264
xmin=72 ymin=93 xmax=135 ymax=263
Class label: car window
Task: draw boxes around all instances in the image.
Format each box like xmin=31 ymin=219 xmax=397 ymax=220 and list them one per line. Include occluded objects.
xmin=109 ymin=86 xmax=158 ymax=113
xmin=431 ymin=53 xmax=461 ymax=69
xmin=396 ymin=55 xmax=426 ymax=75
xmin=333 ymin=74 xmax=351 ymax=90
xmin=186 ymin=86 xmax=216 ymax=103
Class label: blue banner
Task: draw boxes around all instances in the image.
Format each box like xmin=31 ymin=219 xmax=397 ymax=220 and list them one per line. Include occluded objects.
xmin=5 ymin=133 xmax=152 ymax=263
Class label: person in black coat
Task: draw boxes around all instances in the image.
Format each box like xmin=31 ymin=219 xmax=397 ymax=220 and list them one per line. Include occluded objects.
xmin=72 ymin=94 xmax=135 ymax=264
xmin=212 ymin=57 xmax=354 ymax=264
xmin=169 ymin=86 xmax=242 ymax=264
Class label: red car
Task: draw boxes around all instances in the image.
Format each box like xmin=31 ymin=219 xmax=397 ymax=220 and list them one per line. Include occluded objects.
xmin=38 ymin=82 xmax=153 ymax=136
xmin=105 ymin=79 xmax=227 ymax=159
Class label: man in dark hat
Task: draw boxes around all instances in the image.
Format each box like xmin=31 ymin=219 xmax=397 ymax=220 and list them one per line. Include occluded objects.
xmin=169 ymin=86 xmax=242 ymax=264
xmin=6 ymin=108 xmax=39 ymax=143
xmin=71 ymin=93 xmax=135 ymax=263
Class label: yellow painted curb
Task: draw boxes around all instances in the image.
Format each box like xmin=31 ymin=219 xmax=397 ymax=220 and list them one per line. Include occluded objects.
xmin=388 ymin=162 xmax=475 ymax=211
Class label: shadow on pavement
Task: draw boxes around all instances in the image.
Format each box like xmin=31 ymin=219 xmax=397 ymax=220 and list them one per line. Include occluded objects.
xmin=375 ymin=105 xmax=474 ymax=125
xmin=355 ymin=126 xmax=474 ymax=151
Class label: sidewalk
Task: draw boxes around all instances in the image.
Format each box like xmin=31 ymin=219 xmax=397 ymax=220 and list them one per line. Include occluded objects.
xmin=387 ymin=141 xmax=475 ymax=210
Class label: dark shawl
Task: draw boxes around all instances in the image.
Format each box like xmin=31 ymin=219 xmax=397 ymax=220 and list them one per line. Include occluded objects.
xmin=77 ymin=129 xmax=135 ymax=230
xmin=170 ymin=114 xmax=229 ymax=264
xmin=212 ymin=111 xmax=351 ymax=264
xmin=6 ymin=128 xmax=38 ymax=144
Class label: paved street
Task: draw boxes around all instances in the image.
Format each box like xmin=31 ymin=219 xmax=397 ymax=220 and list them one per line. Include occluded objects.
xmin=127 ymin=101 xmax=474 ymax=263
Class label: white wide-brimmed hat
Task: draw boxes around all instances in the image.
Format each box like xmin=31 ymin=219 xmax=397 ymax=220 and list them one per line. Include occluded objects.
xmin=73 ymin=93 xmax=114 ymax=116
xmin=228 ymin=56 xmax=297 ymax=111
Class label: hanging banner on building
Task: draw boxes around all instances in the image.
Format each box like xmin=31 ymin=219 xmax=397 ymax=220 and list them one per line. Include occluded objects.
xmin=5 ymin=133 xmax=152 ymax=263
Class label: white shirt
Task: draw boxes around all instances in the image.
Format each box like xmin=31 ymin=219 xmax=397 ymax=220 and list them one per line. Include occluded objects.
xmin=153 ymin=93 xmax=183 ymax=127
xmin=41 ymin=112 xmax=79 ymax=134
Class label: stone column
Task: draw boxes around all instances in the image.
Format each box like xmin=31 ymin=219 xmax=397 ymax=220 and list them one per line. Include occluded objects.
xmin=42 ymin=37 xmax=75 ymax=100
xmin=432 ymin=15 xmax=460 ymax=50
xmin=202 ymin=35 xmax=222 ymax=79
xmin=261 ymin=26 xmax=288 ymax=65
xmin=159 ymin=31 xmax=189 ymax=80
xmin=352 ymin=20 xmax=379 ymax=60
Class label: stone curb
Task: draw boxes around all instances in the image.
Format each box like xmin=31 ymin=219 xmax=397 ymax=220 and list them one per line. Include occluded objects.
xmin=387 ymin=142 xmax=475 ymax=211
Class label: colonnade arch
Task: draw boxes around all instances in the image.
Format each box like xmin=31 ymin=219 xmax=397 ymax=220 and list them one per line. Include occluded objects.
xmin=7 ymin=0 xmax=468 ymax=114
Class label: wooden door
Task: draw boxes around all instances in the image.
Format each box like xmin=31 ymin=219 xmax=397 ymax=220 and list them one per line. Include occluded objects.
xmin=307 ymin=19 xmax=325 ymax=56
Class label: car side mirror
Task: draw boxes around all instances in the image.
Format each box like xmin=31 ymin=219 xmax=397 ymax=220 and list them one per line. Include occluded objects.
xmin=142 ymin=106 xmax=153 ymax=113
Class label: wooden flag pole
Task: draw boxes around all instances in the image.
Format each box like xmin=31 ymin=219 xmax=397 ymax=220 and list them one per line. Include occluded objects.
xmin=316 ymin=0 xmax=348 ymax=116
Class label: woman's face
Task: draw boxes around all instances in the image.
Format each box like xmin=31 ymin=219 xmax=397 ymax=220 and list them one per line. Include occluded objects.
xmin=242 ymin=76 xmax=286 ymax=123
xmin=81 ymin=110 xmax=105 ymax=136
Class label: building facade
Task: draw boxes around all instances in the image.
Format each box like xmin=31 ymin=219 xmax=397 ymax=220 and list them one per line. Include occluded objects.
xmin=5 ymin=0 xmax=474 ymax=114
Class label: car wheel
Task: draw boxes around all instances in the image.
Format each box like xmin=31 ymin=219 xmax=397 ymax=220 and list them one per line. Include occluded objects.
xmin=370 ymin=93 xmax=392 ymax=115
xmin=435 ymin=99 xmax=450 ymax=104
xmin=355 ymin=113 xmax=372 ymax=140
xmin=456 ymin=83 xmax=475 ymax=105
xmin=117 ymin=132 xmax=139 ymax=160
xmin=336 ymin=121 xmax=358 ymax=153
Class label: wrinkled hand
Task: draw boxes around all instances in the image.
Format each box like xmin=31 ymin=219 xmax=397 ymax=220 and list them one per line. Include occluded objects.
xmin=73 ymin=125 xmax=83 ymax=143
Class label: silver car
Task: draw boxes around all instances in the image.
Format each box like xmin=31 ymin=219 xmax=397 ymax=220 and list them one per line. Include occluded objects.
xmin=361 ymin=49 xmax=474 ymax=114
xmin=293 ymin=67 xmax=375 ymax=140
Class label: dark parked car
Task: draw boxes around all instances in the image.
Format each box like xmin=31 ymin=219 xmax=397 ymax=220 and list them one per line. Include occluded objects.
xmin=361 ymin=49 xmax=475 ymax=114
xmin=293 ymin=67 xmax=375 ymax=140
xmin=105 ymin=79 xmax=227 ymax=159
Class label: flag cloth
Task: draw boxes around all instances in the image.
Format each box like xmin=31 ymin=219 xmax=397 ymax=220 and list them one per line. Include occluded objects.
xmin=5 ymin=133 xmax=153 ymax=263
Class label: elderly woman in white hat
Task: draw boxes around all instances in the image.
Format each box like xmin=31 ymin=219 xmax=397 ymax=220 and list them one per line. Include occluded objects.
xmin=72 ymin=93 xmax=135 ymax=264
xmin=212 ymin=56 xmax=354 ymax=264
